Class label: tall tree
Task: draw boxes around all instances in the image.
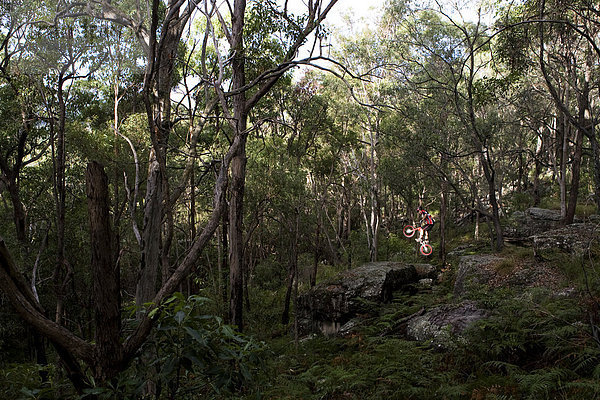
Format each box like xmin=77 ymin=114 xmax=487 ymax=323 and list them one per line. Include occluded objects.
xmin=0 ymin=0 xmax=341 ymax=389
xmin=213 ymin=0 xmax=339 ymax=330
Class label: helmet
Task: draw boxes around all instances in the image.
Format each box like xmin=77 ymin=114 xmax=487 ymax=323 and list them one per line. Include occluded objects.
xmin=417 ymin=206 xmax=424 ymax=213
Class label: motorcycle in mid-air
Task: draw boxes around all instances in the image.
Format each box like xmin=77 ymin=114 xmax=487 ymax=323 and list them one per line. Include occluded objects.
xmin=403 ymin=224 xmax=433 ymax=256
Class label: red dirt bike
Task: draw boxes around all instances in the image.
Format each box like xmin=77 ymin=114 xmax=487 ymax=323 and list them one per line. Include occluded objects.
xmin=403 ymin=225 xmax=433 ymax=256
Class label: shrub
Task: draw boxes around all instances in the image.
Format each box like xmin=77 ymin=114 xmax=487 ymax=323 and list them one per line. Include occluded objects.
xmin=89 ymin=294 xmax=266 ymax=399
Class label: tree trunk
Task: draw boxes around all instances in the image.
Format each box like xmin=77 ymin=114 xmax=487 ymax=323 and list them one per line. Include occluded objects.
xmin=220 ymin=205 xmax=229 ymax=306
xmin=136 ymin=0 xmax=187 ymax=314
xmin=533 ymin=130 xmax=544 ymax=207
xmin=557 ymin=114 xmax=568 ymax=219
xmin=486 ymin=169 xmax=504 ymax=251
xmin=86 ymin=162 xmax=122 ymax=382
xmin=474 ymin=211 xmax=480 ymax=241
xmin=228 ymin=0 xmax=248 ymax=332
xmin=440 ymin=157 xmax=448 ymax=265
xmin=229 ymin=147 xmax=246 ymax=331
xmin=369 ymin=188 xmax=380 ymax=262
xmin=53 ymin=73 xmax=70 ymax=325
xmin=565 ymin=78 xmax=589 ymax=224
xmin=136 ymin=153 xmax=162 ymax=314
xmin=589 ymin=127 xmax=600 ymax=212
xmin=6 ymin=180 xmax=26 ymax=243
xmin=565 ymin=125 xmax=584 ymax=224
xmin=366 ymin=119 xmax=380 ymax=262
xmin=311 ymin=214 xmax=320 ymax=288
xmin=282 ymin=209 xmax=299 ymax=326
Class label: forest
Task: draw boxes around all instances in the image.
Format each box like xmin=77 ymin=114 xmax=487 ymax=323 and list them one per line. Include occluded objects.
xmin=1 ymin=0 xmax=600 ymax=398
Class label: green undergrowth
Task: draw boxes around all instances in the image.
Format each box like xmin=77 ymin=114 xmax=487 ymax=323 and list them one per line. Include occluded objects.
xmin=4 ymin=217 xmax=600 ymax=399
xmin=241 ymin=265 xmax=600 ymax=399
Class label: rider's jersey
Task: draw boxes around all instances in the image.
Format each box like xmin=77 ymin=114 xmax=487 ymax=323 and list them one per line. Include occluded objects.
xmin=421 ymin=213 xmax=434 ymax=225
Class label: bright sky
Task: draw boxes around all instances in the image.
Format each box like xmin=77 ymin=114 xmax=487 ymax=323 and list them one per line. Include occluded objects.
xmin=307 ymin=0 xmax=485 ymax=29
xmin=323 ymin=0 xmax=382 ymax=29
xmin=284 ymin=0 xmax=484 ymax=58
xmin=282 ymin=0 xmax=382 ymax=71
xmin=284 ymin=0 xmax=382 ymax=33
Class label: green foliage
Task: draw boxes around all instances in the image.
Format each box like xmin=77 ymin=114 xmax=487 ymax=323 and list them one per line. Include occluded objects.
xmin=3 ymin=0 xmax=600 ymax=398
xmin=139 ymin=294 xmax=265 ymax=398
xmin=241 ymin=264 xmax=600 ymax=400
xmin=0 ymin=303 xmax=28 ymax=365
xmin=0 ymin=363 xmax=72 ymax=400
xmin=253 ymin=256 xmax=286 ymax=291
xmin=576 ymin=203 xmax=598 ymax=219
xmin=457 ymin=287 xmax=600 ymax=398
xmin=506 ymin=191 xmax=534 ymax=212
xmin=378 ymin=232 xmax=406 ymax=261
xmin=243 ymin=0 xmax=308 ymax=82
xmin=77 ymin=294 xmax=266 ymax=399
xmin=251 ymin=335 xmax=449 ymax=399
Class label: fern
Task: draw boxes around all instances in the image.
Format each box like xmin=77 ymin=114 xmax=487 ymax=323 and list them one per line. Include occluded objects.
xmin=594 ymin=362 xmax=600 ymax=379
xmin=561 ymin=379 xmax=600 ymax=399
xmin=516 ymin=368 xmax=577 ymax=399
xmin=481 ymin=360 xmax=522 ymax=375
xmin=571 ymin=348 xmax=600 ymax=375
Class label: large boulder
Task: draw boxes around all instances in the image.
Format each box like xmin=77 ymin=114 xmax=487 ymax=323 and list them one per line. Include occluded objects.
xmin=297 ymin=262 xmax=432 ymax=335
xmin=453 ymin=254 xmax=565 ymax=298
xmin=406 ymin=300 xmax=487 ymax=344
xmin=505 ymin=207 xmax=581 ymax=241
xmin=453 ymin=255 xmax=503 ymax=298
xmin=533 ymin=223 xmax=599 ymax=260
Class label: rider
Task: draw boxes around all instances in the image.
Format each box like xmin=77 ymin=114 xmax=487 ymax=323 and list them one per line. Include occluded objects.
xmin=417 ymin=205 xmax=435 ymax=242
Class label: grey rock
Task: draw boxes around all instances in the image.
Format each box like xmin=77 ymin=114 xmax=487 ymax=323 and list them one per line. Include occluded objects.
xmin=532 ymin=223 xmax=599 ymax=260
xmin=447 ymin=243 xmax=483 ymax=257
xmin=453 ymin=254 xmax=566 ymax=297
xmin=297 ymin=262 xmax=426 ymax=335
xmin=413 ymin=263 xmax=437 ymax=279
xmin=505 ymin=207 xmax=582 ymax=241
xmin=453 ymin=255 xmax=503 ymax=297
xmin=338 ymin=319 xmax=360 ymax=336
xmin=406 ymin=300 xmax=487 ymax=344
xmin=527 ymin=207 xmax=564 ymax=221
xmin=418 ymin=278 xmax=433 ymax=288
xmin=512 ymin=211 xmax=525 ymax=220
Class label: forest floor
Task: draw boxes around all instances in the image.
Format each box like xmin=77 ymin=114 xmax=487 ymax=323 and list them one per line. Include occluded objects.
xmin=2 ymin=229 xmax=600 ymax=399
xmin=241 ymin=242 xmax=600 ymax=400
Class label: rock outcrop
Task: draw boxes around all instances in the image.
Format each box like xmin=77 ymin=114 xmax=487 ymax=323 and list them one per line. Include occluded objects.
xmin=409 ymin=252 xmax=569 ymax=346
xmin=505 ymin=207 xmax=582 ymax=241
xmin=453 ymin=254 xmax=565 ymax=298
xmin=406 ymin=300 xmax=487 ymax=344
xmin=297 ymin=262 xmax=434 ymax=335
xmin=453 ymin=255 xmax=503 ymax=297
xmin=532 ymin=223 xmax=599 ymax=260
